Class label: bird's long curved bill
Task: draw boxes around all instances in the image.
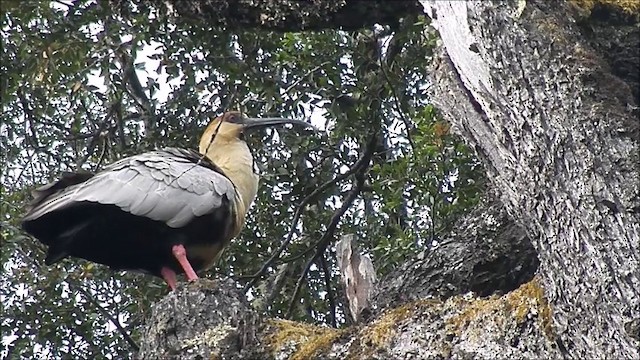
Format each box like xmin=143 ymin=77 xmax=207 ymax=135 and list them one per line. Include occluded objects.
xmin=243 ymin=117 xmax=317 ymax=132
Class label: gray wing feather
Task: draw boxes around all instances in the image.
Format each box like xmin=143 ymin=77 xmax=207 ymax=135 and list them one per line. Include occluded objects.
xmin=129 ymin=192 xmax=154 ymax=216
xmin=24 ymin=148 xmax=237 ymax=228
xmin=169 ymin=202 xmax=196 ymax=228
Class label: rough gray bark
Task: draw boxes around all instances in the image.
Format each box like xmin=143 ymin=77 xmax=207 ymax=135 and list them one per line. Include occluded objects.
xmin=420 ymin=0 xmax=639 ymax=358
xmin=142 ymin=277 xmax=560 ymax=359
xmin=138 ymin=279 xmax=266 ymax=359
xmin=372 ymin=191 xmax=539 ymax=315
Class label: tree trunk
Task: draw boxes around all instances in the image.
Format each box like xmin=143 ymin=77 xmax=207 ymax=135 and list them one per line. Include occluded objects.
xmin=419 ymin=0 xmax=639 ymax=357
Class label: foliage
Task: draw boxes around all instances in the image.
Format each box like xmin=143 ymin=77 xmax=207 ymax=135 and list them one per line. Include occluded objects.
xmin=1 ymin=1 xmax=484 ymax=358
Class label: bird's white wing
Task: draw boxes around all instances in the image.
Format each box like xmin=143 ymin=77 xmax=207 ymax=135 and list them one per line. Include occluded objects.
xmin=23 ymin=148 xmax=238 ymax=228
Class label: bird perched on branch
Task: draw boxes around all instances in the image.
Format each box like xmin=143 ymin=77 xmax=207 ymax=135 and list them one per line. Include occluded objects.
xmin=22 ymin=112 xmax=314 ymax=290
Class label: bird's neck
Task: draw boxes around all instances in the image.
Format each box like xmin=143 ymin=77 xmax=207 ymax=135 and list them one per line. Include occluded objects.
xmin=203 ymin=138 xmax=259 ymax=216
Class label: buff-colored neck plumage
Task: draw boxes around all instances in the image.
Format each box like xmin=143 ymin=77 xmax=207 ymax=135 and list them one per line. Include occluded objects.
xmin=199 ymin=121 xmax=259 ymax=230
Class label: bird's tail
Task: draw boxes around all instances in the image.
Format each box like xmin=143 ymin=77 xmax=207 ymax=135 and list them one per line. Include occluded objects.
xmin=23 ymin=171 xmax=94 ymax=221
xmin=43 ymin=220 xmax=91 ymax=265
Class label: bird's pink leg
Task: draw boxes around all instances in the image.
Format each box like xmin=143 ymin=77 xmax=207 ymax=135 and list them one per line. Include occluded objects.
xmin=160 ymin=267 xmax=177 ymax=290
xmin=172 ymin=244 xmax=199 ymax=281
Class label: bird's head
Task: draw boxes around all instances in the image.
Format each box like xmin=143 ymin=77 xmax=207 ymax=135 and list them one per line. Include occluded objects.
xmin=199 ymin=111 xmax=316 ymax=221
xmin=199 ymin=111 xmax=315 ymax=155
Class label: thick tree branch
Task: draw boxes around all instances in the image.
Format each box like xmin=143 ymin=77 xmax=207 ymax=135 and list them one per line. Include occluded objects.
xmin=373 ymin=189 xmax=539 ymax=313
xmin=122 ymin=0 xmax=421 ymax=32
xmin=137 ymin=195 xmax=548 ymax=360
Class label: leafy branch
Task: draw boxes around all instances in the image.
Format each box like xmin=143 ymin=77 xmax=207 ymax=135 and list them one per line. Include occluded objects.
xmin=284 ymin=133 xmax=376 ymax=318
xmin=243 ymin=132 xmax=378 ymax=292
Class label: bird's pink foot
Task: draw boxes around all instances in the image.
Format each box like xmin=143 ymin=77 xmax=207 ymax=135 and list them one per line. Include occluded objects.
xmin=160 ymin=266 xmax=177 ymax=290
xmin=172 ymin=244 xmax=199 ymax=281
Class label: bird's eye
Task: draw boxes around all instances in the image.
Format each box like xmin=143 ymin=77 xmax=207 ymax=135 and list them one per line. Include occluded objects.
xmin=227 ymin=114 xmax=237 ymax=123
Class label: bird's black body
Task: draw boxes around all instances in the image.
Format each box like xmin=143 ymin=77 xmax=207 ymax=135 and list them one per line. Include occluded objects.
xmin=21 ymin=148 xmax=238 ymax=277
xmin=22 ymin=202 xmax=231 ymax=276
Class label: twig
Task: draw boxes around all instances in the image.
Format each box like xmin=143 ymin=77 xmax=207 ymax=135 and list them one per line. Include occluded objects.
xmin=17 ymin=88 xmax=40 ymax=149
xmin=277 ymin=238 xmax=317 ymax=263
xmin=320 ymin=252 xmax=337 ymax=328
xmin=283 ymin=61 xmax=331 ymax=94
xmin=64 ymin=131 xmax=111 ymax=141
xmin=377 ymin=35 xmax=415 ymax=152
xmin=117 ymin=47 xmax=155 ymax=138
xmin=76 ymin=103 xmax=117 ymax=169
xmin=233 ymin=35 xmax=286 ymax=89
xmin=51 ymin=0 xmax=73 ymax=8
xmin=114 ymin=99 xmax=126 ymax=151
xmin=93 ymin=137 xmax=109 ymax=171
xmin=10 ymin=149 xmax=37 ymax=192
xmin=69 ymin=282 xmax=140 ymax=352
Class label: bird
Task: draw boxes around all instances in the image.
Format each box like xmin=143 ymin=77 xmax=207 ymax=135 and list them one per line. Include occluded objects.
xmin=21 ymin=111 xmax=314 ymax=290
